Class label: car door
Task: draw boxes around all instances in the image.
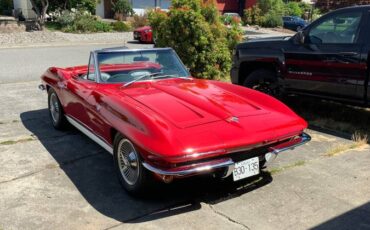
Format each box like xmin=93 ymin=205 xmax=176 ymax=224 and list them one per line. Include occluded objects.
xmin=284 ymin=9 xmax=367 ymax=101
xmin=358 ymin=11 xmax=370 ymax=103
xmin=63 ymin=53 xmax=97 ymax=126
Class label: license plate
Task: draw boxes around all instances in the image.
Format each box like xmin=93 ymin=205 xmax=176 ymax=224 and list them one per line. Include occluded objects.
xmin=233 ymin=157 xmax=260 ymax=181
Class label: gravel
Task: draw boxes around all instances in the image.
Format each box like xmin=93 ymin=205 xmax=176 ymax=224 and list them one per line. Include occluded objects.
xmin=0 ymin=31 xmax=133 ymax=48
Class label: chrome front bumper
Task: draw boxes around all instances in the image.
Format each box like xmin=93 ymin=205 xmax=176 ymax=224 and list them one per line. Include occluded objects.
xmin=143 ymin=133 xmax=311 ymax=177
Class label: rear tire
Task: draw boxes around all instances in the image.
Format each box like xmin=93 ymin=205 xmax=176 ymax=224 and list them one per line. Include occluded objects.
xmin=48 ymin=88 xmax=68 ymax=130
xmin=113 ymin=134 xmax=152 ymax=195
xmin=243 ymin=69 xmax=280 ymax=97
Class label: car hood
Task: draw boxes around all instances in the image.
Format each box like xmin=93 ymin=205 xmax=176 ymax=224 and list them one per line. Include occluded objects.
xmin=122 ymin=79 xmax=270 ymax=129
xmin=134 ymin=26 xmax=151 ymax=32
xmin=237 ymin=36 xmax=292 ymax=49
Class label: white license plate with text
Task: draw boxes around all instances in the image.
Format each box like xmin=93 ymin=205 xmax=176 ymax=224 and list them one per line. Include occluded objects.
xmin=233 ymin=157 xmax=260 ymax=181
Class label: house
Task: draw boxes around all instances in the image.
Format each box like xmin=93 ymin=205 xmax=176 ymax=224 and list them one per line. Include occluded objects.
xmin=315 ymin=0 xmax=370 ymax=11
xmin=96 ymin=0 xmax=171 ymax=18
xmin=11 ymin=0 xmax=259 ymax=20
xmin=96 ymin=0 xmax=258 ymax=18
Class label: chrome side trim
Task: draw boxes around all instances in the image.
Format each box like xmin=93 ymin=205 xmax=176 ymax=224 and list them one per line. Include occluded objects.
xmin=65 ymin=115 xmax=113 ymax=154
xmin=142 ymin=158 xmax=235 ymax=177
xmin=268 ymin=133 xmax=311 ymax=154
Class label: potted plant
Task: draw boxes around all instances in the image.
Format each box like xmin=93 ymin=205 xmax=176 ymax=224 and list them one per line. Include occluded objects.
xmin=112 ymin=0 xmax=134 ymax=21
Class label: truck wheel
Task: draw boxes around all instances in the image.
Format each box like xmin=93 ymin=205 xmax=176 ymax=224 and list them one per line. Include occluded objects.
xmin=48 ymin=88 xmax=68 ymax=130
xmin=243 ymin=69 xmax=279 ymax=96
xmin=113 ymin=133 xmax=152 ymax=195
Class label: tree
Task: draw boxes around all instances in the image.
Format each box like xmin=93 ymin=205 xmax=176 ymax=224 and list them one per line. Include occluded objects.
xmin=29 ymin=0 xmax=49 ymax=30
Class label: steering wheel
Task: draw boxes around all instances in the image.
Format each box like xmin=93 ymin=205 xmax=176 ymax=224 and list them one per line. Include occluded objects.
xmin=100 ymin=72 xmax=111 ymax=82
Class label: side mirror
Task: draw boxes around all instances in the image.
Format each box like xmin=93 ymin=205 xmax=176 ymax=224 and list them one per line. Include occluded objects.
xmin=296 ymin=31 xmax=305 ymax=44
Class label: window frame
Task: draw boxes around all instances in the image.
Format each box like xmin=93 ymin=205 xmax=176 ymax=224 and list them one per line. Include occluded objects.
xmin=303 ymin=8 xmax=366 ymax=45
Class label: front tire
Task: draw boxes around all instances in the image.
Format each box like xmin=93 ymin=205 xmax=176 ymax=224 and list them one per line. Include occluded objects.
xmin=113 ymin=134 xmax=151 ymax=195
xmin=48 ymin=88 xmax=67 ymax=130
xmin=243 ymin=69 xmax=279 ymax=96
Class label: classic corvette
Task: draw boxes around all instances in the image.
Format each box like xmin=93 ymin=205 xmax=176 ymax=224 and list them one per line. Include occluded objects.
xmin=39 ymin=47 xmax=310 ymax=194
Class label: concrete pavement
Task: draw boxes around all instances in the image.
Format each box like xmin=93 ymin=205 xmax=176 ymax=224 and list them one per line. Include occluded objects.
xmin=0 ymin=81 xmax=369 ymax=230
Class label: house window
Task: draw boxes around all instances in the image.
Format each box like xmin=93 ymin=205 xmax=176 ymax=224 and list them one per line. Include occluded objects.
xmin=130 ymin=0 xmax=170 ymax=9
xmin=131 ymin=0 xmax=155 ymax=9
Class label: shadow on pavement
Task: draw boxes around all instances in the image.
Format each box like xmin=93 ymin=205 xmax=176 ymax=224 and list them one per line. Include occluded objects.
xmin=20 ymin=109 xmax=272 ymax=224
xmin=284 ymin=96 xmax=370 ymax=143
xmin=311 ymin=201 xmax=370 ymax=230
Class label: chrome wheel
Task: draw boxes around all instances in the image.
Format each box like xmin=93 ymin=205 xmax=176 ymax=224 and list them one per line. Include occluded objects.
xmin=49 ymin=93 xmax=60 ymax=124
xmin=117 ymin=139 xmax=140 ymax=185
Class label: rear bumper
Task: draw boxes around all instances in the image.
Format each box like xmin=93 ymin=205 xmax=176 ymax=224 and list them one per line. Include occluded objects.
xmin=143 ymin=133 xmax=311 ymax=177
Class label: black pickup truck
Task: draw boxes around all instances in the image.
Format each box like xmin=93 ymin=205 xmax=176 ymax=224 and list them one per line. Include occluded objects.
xmin=231 ymin=5 xmax=370 ymax=106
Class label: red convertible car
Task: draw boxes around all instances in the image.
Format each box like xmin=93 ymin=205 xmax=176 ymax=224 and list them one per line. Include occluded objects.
xmin=39 ymin=47 xmax=310 ymax=194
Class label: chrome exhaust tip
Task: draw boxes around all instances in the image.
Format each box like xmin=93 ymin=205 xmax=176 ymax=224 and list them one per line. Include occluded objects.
xmin=264 ymin=152 xmax=278 ymax=167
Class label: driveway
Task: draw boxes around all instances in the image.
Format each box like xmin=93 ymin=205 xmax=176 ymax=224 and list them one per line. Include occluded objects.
xmin=0 ymin=45 xmax=369 ymax=230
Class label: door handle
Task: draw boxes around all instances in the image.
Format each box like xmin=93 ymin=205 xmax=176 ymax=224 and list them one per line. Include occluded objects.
xmin=339 ymin=52 xmax=358 ymax=56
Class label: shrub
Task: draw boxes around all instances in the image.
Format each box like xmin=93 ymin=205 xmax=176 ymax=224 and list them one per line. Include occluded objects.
xmin=0 ymin=0 xmax=12 ymax=15
xmin=68 ymin=0 xmax=97 ymax=14
xmin=53 ymin=9 xmax=77 ymax=27
xmin=258 ymin=0 xmax=285 ymax=15
xmin=243 ymin=5 xmax=262 ymax=25
xmin=63 ymin=15 xmax=112 ymax=33
xmin=111 ymin=21 xmax=131 ymax=32
xmin=149 ymin=0 xmax=242 ymax=80
xmin=112 ymin=0 xmax=134 ymax=16
xmin=285 ymin=2 xmax=302 ymax=17
xmin=262 ymin=10 xmax=283 ymax=27
xmin=131 ymin=14 xmax=148 ymax=28
xmin=51 ymin=8 xmax=114 ymax=33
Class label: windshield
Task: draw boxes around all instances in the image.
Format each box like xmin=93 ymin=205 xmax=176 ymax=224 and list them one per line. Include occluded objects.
xmin=96 ymin=49 xmax=190 ymax=83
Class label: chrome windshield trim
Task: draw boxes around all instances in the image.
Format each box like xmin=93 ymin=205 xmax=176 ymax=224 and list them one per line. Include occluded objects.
xmin=142 ymin=158 xmax=234 ymax=177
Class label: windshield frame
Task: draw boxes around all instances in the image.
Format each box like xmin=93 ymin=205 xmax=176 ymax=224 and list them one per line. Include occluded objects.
xmin=92 ymin=48 xmax=190 ymax=84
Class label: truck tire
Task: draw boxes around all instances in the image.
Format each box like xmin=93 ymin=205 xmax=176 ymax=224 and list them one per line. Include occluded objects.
xmin=243 ymin=69 xmax=279 ymax=96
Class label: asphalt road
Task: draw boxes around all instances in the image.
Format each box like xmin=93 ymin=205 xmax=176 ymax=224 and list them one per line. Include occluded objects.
xmin=0 ymin=42 xmax=153 ymax=84
xmin=0 ymin=44 xmax=369 ymax=230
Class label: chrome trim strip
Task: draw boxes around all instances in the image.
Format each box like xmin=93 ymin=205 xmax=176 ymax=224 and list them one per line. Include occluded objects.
xmin=142 ymin=158 xmax=235 ymax=177
xmin=66 ymin=115 xmax=113 ymax=154
xmin=268 ymin=133 xmax=311 ymax=154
